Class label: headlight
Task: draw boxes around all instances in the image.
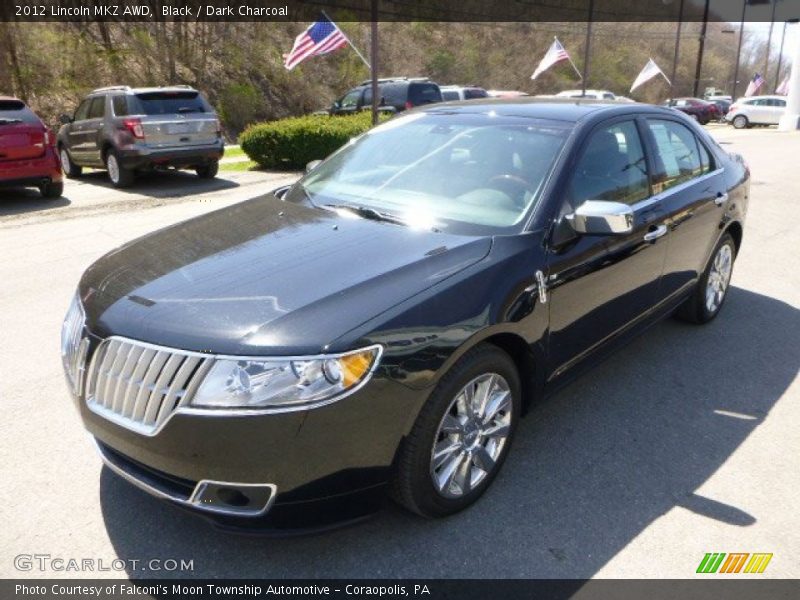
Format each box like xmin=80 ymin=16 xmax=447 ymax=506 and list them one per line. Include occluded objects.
xmin=61 ymin=293 xmax=88 ymax=394
xmin=191 ymin=345 xmax=382 ymax=410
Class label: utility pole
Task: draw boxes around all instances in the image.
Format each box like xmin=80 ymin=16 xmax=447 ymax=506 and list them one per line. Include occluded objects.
xmin=692 ymin=0 xmax=711 ymax=98
xmin=763 ymin=0 xmax=777 ymax=90
xmin=732 ymin=0 xmax=748 ymax=100
xmin=669 ymin=0 xmax=686 ymax=100
xmin=370 ymin=0 xmax=379 ymax=125
xmin=581 ymin=0 xmax=594 ymax=96
xmin=774 ymin=20 xmax=787 ymax=91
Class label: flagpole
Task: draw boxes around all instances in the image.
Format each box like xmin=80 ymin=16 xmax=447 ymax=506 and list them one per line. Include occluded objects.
xmin=321 ymin=10 xmax=371 ymax=69
xmin=556 ymin=37 xmax=583 ymax=80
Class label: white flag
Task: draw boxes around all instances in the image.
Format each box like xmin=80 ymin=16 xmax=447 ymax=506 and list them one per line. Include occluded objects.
xmin=630 ymin=58 xmax=670 ymax=93
xmin=531 ymin=38 xmax=572 ymax=80
xmin=776 ymin=73 xmax=790 ymax=95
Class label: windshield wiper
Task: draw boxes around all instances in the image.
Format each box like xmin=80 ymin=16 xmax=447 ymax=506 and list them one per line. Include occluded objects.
xmin=323 ymin=203 xmax=408 ymax=226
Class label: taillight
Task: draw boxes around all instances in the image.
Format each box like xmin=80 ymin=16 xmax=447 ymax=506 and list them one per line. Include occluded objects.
xmin=404 ymin=101 xmax=413 ymax=110
xmin=122 ymin=118 xmax=144 ymax=139
xmin=214 ymin=118 xmax=222 ymax=136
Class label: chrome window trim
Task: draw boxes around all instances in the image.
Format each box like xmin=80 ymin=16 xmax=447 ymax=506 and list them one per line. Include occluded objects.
xmin=631 ymin=167 xmax=724 ymax=212
xmin=92 ymin=437 xmax=277 ymax=517
xmin=85 ymin=335 xmax=384 ymax=437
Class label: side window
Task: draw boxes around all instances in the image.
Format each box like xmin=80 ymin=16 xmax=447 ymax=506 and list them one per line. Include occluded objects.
xmin=775 ymin=99 xmax=786 ymax=108
xmin=697 ymin=139 xmax=713 ymax=174
xmin=111 ymin=96 xmax=129 ymax=116
xmin=339 ymin=90 xmax=361 ymax=109
xmin=646 ymin=119 xmax=704 ymax=190
xmin=569 ymin=120 xmax=650 ymax=207
xmin=73 ymin=99 xmax=91 ymax=122
xmin=87 ymin=96 xmax=105 ymax=119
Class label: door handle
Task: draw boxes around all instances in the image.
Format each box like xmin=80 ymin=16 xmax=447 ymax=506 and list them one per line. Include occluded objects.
xmin=714 ymin=192 xmax=729 ymax=206
xmin=643 ymin=224 xmax=668 ymax=242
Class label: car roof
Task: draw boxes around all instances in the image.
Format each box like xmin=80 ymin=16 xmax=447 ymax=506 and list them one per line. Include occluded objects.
xmin=420 ymin=97 xmax=664 ymax=123
xmin=87 ymin=85 xmax=199 ymax=97
xmin=0 ymin=95 xmax=23 ymax=103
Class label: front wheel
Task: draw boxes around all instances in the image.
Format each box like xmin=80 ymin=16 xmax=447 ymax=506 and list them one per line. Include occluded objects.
xmin=391 ymin=344 xmax=521 ymax=518
xmin=60 ymin=147 xmax=82 ymax=178
xmin=675 ymin=233 xmax=736 ymax=324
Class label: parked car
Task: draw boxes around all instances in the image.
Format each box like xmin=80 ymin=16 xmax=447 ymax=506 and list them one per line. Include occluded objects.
xmin=486 ymin=90 xmax=530 ymax=98
xmin=706 ymin=94 xmax=732 ymax=103
xmin=326 ymin=78 xmax=442 ymax=115
xmin=556 ymin=89 xmax=617 ymax=100
xmin=63 ymin=99 xmax=748 ymax=531
xmin=709 ymin=99 xmax=731 ymax=118
xmin=662 ymin=97 xmax=718 ymax=125
xmin=440 ymin=85 xmax=489 ymax=101
xmin=725 ymin=95 xmax=787 ymax=129
xmin=0 ymin=96 xmax=63 ymax=198
xmin=57 ymin=85 xmax=224 ymax=188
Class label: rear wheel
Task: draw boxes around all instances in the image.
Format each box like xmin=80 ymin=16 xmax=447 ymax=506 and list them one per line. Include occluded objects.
xmin=39 ymin=180 xmax=63 ymax=199
xmin=59 ymin=147 xmax=82 ymax=178
xmin=106 ymin=150 xmax=134 ymax=188
xmin=732 ymin=115 xmax=749 ymax=129
xmin=195 ymin=160 xmax=219 ymax=179
xmin=675 ymin=233 xmax=736 ymax=324
xmin=391 ymin=344 xmax=521 ymax=518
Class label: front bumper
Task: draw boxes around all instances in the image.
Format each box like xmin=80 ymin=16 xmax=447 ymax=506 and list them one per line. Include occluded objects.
xmin=77 ymin=338 xmax=425 ymax=531
xmin=117 ymin=142 xmax=224 ymax=170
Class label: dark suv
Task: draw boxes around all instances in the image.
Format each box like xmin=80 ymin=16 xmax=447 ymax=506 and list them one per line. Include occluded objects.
xmin=57 ymin=86 xmax=224 ymax=188
xmin=327 ymin=78 xmax=442 ymax=115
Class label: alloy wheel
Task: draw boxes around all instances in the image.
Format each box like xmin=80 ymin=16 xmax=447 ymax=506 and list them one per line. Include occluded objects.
xmin=107 ymin=154 xmax=120 ymax=184
xmin=430 ymin=372 xmax=512 ymax=499
xmin=706 ymin=243 xmax=733 ymax=313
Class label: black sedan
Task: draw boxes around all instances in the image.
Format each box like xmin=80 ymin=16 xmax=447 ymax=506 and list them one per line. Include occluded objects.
xmin=61 ymin=98 xmax=749 ymax=531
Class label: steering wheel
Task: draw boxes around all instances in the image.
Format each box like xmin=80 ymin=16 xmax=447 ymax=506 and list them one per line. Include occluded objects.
xmin=487 ymin=173 xmax=533 ymax=207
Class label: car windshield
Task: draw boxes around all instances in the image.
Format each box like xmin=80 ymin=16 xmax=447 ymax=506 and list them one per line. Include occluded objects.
xmin=288 ymin=113 xmax=570 ymax=235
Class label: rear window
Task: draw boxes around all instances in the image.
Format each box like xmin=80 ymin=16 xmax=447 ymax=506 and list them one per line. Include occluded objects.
xmin=131 ymin=91 xmax=211 ymax=115
xmin=0 ymin=100 xmax=40 ymax=124
xmin=409 ymin=84 xmax=442 ymax=105
xmin=112 ymin=96 xmax=130 ymax=116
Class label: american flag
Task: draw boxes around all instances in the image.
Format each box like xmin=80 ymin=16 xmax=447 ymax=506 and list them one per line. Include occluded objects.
xmin=531 ymin=38 xmax=570 ymax=80
xmin=744 ymin=73 xmax=765 ymax=97
xmin=284 ymin=17 xmax=348 ymax=70
xmin=776 ymin=73 xmax=790 ymax=96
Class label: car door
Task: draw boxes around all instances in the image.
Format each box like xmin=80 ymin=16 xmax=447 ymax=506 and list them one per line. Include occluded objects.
xmin=66 ymin=99 xmax=91 ymax=162
xmin=334 ymin=89 xmax=362 ymax=115
xmin=748 ymin=98 xmax=768 ymax=124
xmin=82 ymin=96 xmax=106 ymax=165
xmin=642 ymin=117 xmax=727 ymax=299
xmin=545 ymin=118 xmax=670 ymax=379
xmin=767 ymin=98 xmax=786 ymax=124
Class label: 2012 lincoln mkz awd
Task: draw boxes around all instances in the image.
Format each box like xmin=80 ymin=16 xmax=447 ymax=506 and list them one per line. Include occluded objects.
xmin=62 ymin=99 xmax=749 ymax=531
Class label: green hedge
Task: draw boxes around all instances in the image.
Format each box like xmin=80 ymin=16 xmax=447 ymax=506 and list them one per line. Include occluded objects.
xmin=239 ymin=111 xmax=388 ymax=170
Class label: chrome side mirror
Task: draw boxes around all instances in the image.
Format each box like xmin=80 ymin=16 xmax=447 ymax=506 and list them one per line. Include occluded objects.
xmin=566 ymin=200 xmax=634 ymax=235
xmin=305 ymin=160 xmax=322 ymax=173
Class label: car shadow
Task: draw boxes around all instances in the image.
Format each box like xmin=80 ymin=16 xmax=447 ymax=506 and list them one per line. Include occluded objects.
xmin=0 ymin=187 xmax=71 ymax=216
xmin=99 ymin=286 xmax=798 ymax=579
xmin=76 ymin=169 xmax=239 ymax=197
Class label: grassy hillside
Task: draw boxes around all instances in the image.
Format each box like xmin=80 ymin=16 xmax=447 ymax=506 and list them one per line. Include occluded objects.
xmin=0 ymin=21 xmax=781 ymax=138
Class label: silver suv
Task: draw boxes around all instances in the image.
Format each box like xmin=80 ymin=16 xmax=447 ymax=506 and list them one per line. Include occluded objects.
xmin=57 ymin=85 xmax=224 ymax=187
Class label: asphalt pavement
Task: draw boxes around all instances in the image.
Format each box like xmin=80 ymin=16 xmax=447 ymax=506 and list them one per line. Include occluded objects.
xmin=0 ymin=127 xmax=797 ymax=579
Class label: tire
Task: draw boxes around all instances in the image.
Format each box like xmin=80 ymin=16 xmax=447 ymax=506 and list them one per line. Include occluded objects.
xmin=732 ymin=115 xmax=748 ymax=129
xmin=675 ymin=233 xmax=736 ymax=324
xmin=39 ymin=180 xmax=63 ymax=199
xmin=391 ymin=344 xmax=521 ymax=518
xmin=105 ymin=149 xmax=134 ymax=188
xmin=195 ymin=160 xmax=219 ymax=179
xmin=59 ymin=146 xmax=82 ymax=178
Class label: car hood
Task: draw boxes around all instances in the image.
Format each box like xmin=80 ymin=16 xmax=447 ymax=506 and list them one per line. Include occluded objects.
xmin=79 ymin=193 xmax=491 ymax=355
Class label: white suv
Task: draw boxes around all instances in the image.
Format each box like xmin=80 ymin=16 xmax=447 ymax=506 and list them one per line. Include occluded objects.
xmin=726 ymin=95 xmax=787 ymax=129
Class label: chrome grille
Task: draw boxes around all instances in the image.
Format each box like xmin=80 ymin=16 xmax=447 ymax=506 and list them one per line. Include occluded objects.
xmin=86 ymin=337 xmax=214 ymax=435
